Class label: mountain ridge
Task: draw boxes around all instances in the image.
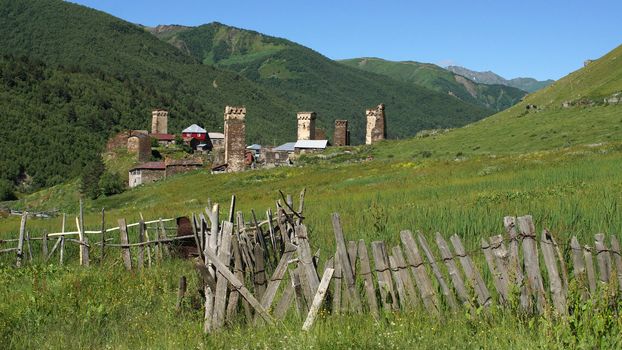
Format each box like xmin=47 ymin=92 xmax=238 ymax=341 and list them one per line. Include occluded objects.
xmin=446 ymin=65 xmax=554 ymax=92
xmin=339 ymin=57 xmax=527 ymax=112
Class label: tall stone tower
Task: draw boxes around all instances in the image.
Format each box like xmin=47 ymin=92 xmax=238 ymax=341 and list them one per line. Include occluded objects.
xmin=151 ymin=109 xmax=168 ymax=134
xmin=224 ymin=106 xmax=246 ymax=172
xmin=365 ymin=104 xmax=386 ymax=145
xmin=334 ymin=120 xmax=349 ymax=146
xmin=297 ymin=112 xmax=316 ymax=140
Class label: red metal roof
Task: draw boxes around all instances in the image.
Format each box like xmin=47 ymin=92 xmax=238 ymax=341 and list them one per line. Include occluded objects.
xmin=130 ymin=162 xmax=165 ymax=171
xmin=151 ymin=133 xmax=175 ymax=141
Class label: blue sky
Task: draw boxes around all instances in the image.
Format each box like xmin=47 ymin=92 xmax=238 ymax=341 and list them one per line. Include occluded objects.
xmin=70 ymin=0 xmax=622 ymax=81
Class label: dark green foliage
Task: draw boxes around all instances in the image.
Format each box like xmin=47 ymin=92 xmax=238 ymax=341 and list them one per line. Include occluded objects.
xmin=0 ymin=179 xmax=16 ymax=201
xmin=79 ymin=156 xmax=105 ymax=200
xmin=98 ymin=172 xmax=125 ymax=197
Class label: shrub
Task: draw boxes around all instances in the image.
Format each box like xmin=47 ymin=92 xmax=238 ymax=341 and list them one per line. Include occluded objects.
xmin=98 ymin=172 xmax=125 ymax=196
xmin=0 ymin=179 xmax=17 ymax=201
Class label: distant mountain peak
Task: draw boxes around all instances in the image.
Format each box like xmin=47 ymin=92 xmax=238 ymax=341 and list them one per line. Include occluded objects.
xmin=446 ymin=66 xmax=554 ymax=93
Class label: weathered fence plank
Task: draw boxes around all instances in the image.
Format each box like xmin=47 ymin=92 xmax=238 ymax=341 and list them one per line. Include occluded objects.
xmin=610 ymin=236 xmax=622 ymax=292
xmin=388 ymin=255 xmax=407 ymax=309
xmin=541 ymin=230 xmax=566 ymax=314
xmin=118 ymin=218 xmax=132 ymax=270
xmin=504 ymin=216 xmax=529 ymax=310
xmin=594 ymin=233 xmax=612 ymax=284
xmin=450 ymin=234 xmax=491 ymax=307
xmin=371 ymin=241 xmax=398 ymax=311
xmin=332 ymin=251 xmax=344 ymax=314
xmin=435 ymin=233 xmax=470 ymax=306
xmin=584 ymin=246 xmax=597 ymax=294
xmin=259 ymin=242 xmax=297 ymax=311
xmin=481 ymin=238 xmax=509 ymax=303
xmin=212 ymin=221 xmax=233 ymax=330
xmin=16 ymin=212 xmax=27 ymax=268
xmin=517 ymin=216 xmax=546 ymax=313
xmin=137 ymin=220 xmax=145 ymax=269
xmin=226 ymin=235 xmax=243 ymax=323
xmin=302 ymin=267 xmax=335 ymax=331
xmin=332 ymin=213 xmax=362 ymax=312
xmin=489 ymin=235 xmax=511 ymax=299
xmin=357 ymin=240 xmax=379 ymax=318
xmin=570 ymin=236 xmax=588 ymax=299
xmin=400 ymin=230 xmax=438 ymax=314
xmin=253 ymin=243 xmax=267 ymax=300
xmin=418 ymin=233 xmax=458 ymax=311
xmin=296 ymin=224 xmax=320 ymax=301
xmin=391 ymin=245 xmax=419 ymax=308
xmin=204 ymin=242 xmax=274 ymax=326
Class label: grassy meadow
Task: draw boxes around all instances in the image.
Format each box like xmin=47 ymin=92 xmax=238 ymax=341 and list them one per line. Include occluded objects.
xmin=2 ymin=128 xmax=622 ymax=347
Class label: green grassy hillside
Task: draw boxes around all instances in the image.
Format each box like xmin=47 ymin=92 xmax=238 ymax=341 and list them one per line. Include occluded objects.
xmin=340 ymin=58 xmax=527 ymax=111
xmin=152 ymin=22 xmax=492 ymax=143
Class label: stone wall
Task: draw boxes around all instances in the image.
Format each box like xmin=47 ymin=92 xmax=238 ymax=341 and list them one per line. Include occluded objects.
xmin=224 ymin=106 xmax=246 ymax=172
xmin=129 ymin=169 xmax=165 ymax=188
xmin=127 ymin=134 xmax=151 ymax=162
xmin=297 ymin=112 xmax=316 ymax=140
xmin=365 ymin=104 xmax=386 ymax=145
xmin=334 ymin=120 xmax=349 ymax=146
xmin=151 ymin=109 xmax=168 ymax=134
xmin=165 ymin=158 xmax=203 ymax=176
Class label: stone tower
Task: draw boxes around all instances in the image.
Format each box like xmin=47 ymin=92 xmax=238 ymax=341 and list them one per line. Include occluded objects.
xmin=297 ymin=112 xmax=316 ymax=140
xmin=334 ymin=120 xmax=349 ymax=146
xmin=224 ymin=106 xmax=246 ymax=172
xmin=151 ymin=109 xmax=168 ymax=134
xmin=365 ymin=104 xmax=385 ymax=145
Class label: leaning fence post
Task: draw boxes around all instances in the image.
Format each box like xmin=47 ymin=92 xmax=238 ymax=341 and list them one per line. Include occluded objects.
xmin=570 ymin=236 xmax=588 ymax=299
xmin=610 ymin=236 xmax=622 ymax=292
xmin=400 ymin=230 xmax=439 ymax=315
xmin=584 ymin=245 xmax=597 ymax=295
xmin=517 ymin=216 xmax=546 ymax=313
xmin=100 ymin=208 xmax=105 ymax=265
xmin=59 ymin=213 xmax=66 ymax=265
xmin=541 ymin=230 xmax=566 ymax=315
xmin=594 ymin=233 xmax=613 ymax=284
xmin=332 ymin=213 xmax=362 ymax=313
xmin=16 ymin=212 xmax=27 ymax=268
xmin=118 ymin=218 xmax=132 ymax=270
xmin=302 ymin=267 xmax=335 ymax=331
xmin=419 ymin=233 xmax=458 ymax=311
xmin=42 ymin=230 xmax=49 ymax=261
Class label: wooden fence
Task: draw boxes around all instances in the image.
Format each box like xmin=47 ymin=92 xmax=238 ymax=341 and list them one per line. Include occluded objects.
xmin=2 ymin=190 xmax=621 ymax=333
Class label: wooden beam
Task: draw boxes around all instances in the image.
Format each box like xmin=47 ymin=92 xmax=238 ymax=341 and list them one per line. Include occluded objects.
xmin=204 ymin=241 xmax=275 ymax=326
xmin=302 ymin=268 xmax=335 ymax=331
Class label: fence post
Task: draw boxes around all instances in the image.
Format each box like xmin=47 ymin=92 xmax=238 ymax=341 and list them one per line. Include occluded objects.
xmin=610 ymin=236 xmax=622 ymax=292
xmin=332 ymin=213 xmax=362 ymax=313
xmin=584 ymin=245 xmax=597 ymax=295
xmin=517 ymin=216 xmax=546 ymax=313
xmin=212 ymin=221 xmax=233 ymax=330
xmin=419 ymin=233 xmax=458 ymax=311
xmin=16 ymin=212 xmax=27 ymax=268
xmin=435 ymin=233 xmax=470 ymax=306
xmin=371 ymin=241 xmax=398 ymax=311
xmin=118 ymin=218 xmax=132 ymax=270
xmin=594 ymin=233 xmax=613 ymax=284
xmin=570 ymin=236 xmax=587 ymax=298
xmin=541 ymin=230 xmax=566 ymax=315
xmin=450 ymin=234 xmax=491 ymax=307
xmin=400 ymin=230 xmax=438 ymax=315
